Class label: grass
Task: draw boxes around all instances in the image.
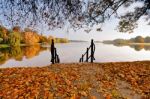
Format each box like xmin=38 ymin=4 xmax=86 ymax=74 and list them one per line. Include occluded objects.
xmin=0 ymin=43 xmax=38 ymax=48
xmin=0 ymin=44 xmax=9 ymax=48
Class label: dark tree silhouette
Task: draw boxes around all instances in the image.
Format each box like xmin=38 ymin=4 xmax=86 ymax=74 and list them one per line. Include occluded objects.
xmin=0 ymin=0 xmax=150 ymax=33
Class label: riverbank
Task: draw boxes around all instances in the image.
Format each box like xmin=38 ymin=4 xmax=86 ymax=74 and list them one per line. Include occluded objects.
xmin=0 ymin=61 xmax=150 ymax=99
xmin=0 ymin=42 xmax=69 ymax=49
xmin=0 ymin=44 xmax=28 ymax=48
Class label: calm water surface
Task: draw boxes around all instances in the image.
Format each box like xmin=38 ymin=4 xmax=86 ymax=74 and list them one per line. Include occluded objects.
xmin=0 ymin=42 xmax=150 ymax=68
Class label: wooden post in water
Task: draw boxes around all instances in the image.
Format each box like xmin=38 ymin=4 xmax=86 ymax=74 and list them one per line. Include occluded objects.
xmin=57 ymin=55 xmax=60 ymax=63
xmin=54 ymin=48 xmax=57 ymax=63
xmin=50 ymin=39 xmax=60 ymax=64
xmin=91 ymin=39 xmax=94 ymax=63
xmin=82 ymin=54 xmax=84 ymax=62
xmin=86 ymin=48 xmax=89 ymax=62
xmin=51 ymin=39 xmax=55 ymax=64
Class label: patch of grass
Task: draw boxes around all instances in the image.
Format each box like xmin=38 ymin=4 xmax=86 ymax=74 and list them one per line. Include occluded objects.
xmin=0 ymin=44 xmax=10 ymax=48
xmin=0 ymin=43 xmax=29 ymax=48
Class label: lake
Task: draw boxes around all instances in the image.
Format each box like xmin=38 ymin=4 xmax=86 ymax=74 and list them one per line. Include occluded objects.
xmin=0 ymin=42 xmax=150 ymax=68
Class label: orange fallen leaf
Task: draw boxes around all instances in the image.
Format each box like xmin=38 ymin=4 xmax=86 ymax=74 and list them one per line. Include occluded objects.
xmin=105 ymin=94 xmax=111 ymax=99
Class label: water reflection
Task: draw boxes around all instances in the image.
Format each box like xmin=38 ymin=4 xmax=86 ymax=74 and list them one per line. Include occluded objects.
xmin=113 ymin=44 xmax=150 ymax=51
xmin=1 ymin=43 xmax=150 ymax=68
xmin=0 ymin=45 xmax=47 ymax=65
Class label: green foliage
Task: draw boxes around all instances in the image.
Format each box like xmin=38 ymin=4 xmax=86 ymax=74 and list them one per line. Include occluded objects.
xmin=0 ymin=26 xmax=69 ymax=45
xmin=134 ymin=36 xmax=144 ymax=43
xmin=55 ymin=38 xmax=69 ymax=43
xmin=0 ymin=44 xmax=9 ymax=48
xmin=0 ymin=38 xmax=3 ymax=43
xmin=105 ymin=36 xmax=149 ymax=45
xmin=0 ymin=45 xmax=46 ymax=64
xmin=8 ymin=32 xmax=21 ymax=47
xmin=118 ymin=19 xmax=137 ymax=33
xmin=113 ymin=39 xmax=130 ymax=45
xmin=10 ymin=46 xmax=23 ymax=61
xmin=144 ymin=36 xmax=150 ymax=43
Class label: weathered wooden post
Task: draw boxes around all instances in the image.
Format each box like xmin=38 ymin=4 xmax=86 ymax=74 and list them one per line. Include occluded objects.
xmin=82 ymin=54 xmax=84 ymax=62
xmin=86 ymin=48 xmax=89 ymax=62
xmin=91 ymin=39 xmax=94 ymax=63
xmin=57 ymin=55 xmax=60 ymax=63
xmin=79 ymin=39 xmax=95 ymax=63
xmin=79 ymin=58 xmax=82 ymax=62
xmin=51 ymin=39 xmax=55 ymax=64
xmin=54 ymin=48 xmax=57 ymax=63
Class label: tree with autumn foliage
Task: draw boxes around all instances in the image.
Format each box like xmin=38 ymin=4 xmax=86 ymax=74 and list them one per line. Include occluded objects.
xmin=12 ymin=26 xmax=21 ymax=32
xmin=0 ymin=26 xmax=9 ymax=43
xmin=55 ymin=38 xmax=68 ymax=43
xmin=134 ymin=36 xmax=145 ymax=43
xmin=8 ymin=31 xmax=21 ymax=47
xmin=22 ymin=28 xmax=40 ymax=45
xmin=144 ymin=36 xmax=150 ymax=43
xmin=47 ymin=36 xmax=55 ymax=44
xmin=0 ymin=26 xmax=69 ymax=46
xmin=39 ymin=35 xmax=48 ymax=43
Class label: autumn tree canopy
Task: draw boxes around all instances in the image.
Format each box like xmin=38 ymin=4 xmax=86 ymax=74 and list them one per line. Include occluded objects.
xmin=0 ymin=0 xmax=150 ymax=33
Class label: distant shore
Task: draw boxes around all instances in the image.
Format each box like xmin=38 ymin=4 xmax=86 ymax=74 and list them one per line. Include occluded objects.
xmin=128 ymin=43 xmax=150 ymax=45
xmin=0 ymin=61 xmax=149 ymax=98
xmin=102 ymin=41 xmax=150 ymax=46
xmin=0 ymin=41 xmax=69 ymax=48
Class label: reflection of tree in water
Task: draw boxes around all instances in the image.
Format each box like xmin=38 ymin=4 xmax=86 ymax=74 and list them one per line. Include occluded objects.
xmin=144 ymin=46 xmax=150 ymax=51
xmin=9 ymin=46 xmax=23 ymax=61
xmin=0 ymin=49 xmax=9 ymax=65
xmin=113 ymin=44 xmax=150 ymax=51
xmin=113 ymin=43 xmax=126 ymax=47
xmin=129 ymin=45 xmax=144 ymax=51
xmin=0 ymin=45 xmax=47 ymax=65
xmin=129 ymin=45 xmax=150 ymax=51
xmin=23 ymin=44 xmax=45 ymax=59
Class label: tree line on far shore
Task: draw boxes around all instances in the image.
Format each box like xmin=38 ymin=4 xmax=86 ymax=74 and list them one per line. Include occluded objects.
xmin=103 ymin=36 xmax=150 ymax=45
xmin=0 ymin=26 xmax=68 ymax=47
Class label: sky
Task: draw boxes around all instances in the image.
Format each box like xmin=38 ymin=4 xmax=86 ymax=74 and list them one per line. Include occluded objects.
xmin=0 ymin=1 xmax=150 ymax=41
xmin=45 ymin=17 xmax=150 ymax=41
xmin=41 ymin=1 xmax=150 ymax=41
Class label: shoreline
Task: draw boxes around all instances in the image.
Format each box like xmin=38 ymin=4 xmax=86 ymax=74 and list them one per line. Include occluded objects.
xmin=0 ymin=61 xmax=150 ymax=98
xmin=0 ymin=60 xmax=150 ymax=69
xmin=102 ymin=42 xmax=150 ymax=46
xmin=128 ymin=43 xmax=150 ymax=46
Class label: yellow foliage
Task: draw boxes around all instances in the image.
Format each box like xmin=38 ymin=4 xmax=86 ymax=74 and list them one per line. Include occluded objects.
xmin=23 ymin=32 xmax=40 ymax=45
